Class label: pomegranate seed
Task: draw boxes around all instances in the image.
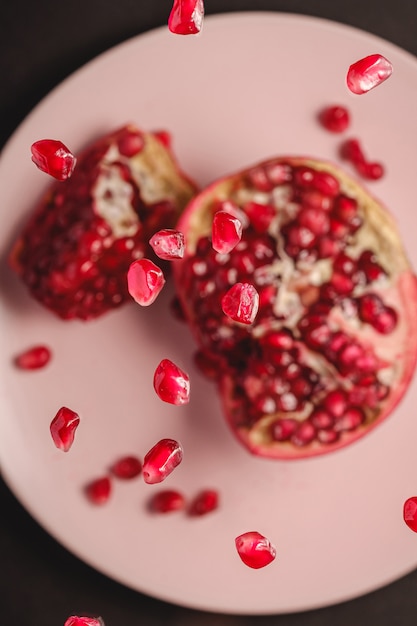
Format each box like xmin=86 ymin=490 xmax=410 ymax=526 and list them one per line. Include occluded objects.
xmin=168 ymin=0 xmax=204 ymax=35
xmin=14 ymin=344 xmax=51 ymax=370
xmin=221 ymin=283 xmax=259 ymax=325
xmin=271 ymin=418 xmax=298 ymax=441
xmin=311 ymin=171 xmax=340 ymax=197
xmin=356 ymin=160 xmax=385 ymax=180
xmin=333 ymin=196 xmax=358 ymax=224
xmin=373 ymin=306 xmax=398 ymax=334
xmin=189 ymin=489 xmax=219 ymax=516
xmin=110 ymin=455 xmax=142 ymax=479
xmin=291 ymin=421 xmax=316 ymax=446
xmin=149 ymin=489 xmax=186 ymax=513
xmin=335 ymin=406 xmax=365 ymax=431
xmin=317 ymin=429 xmax=340 ymax=444
xmin=116 ymin=127 xmax=144 ymax=156
xmin=64 ymin=617 xmax=104 ymax=626
xmin=142 ymin=438 xmax=183 ymax=484
xmin=246 ymin=166 xmax=274 ymax=191
xmin=50 ymin=407 xmax=80 ymax=452
xmin=149 ymin=229 xmax=185 ymax=260
xmin=403 ymin=497 xmax=417 ymax=532
xmin=212 ymin=211 xmax=242 ymax=254
xmin=341 ymin=138 xmax=385 ymax=180
xmin=310 ymin=408 xmax=334 ymax=430
xmin=244 ymin=201 xmax=276 ymax=232
xmin=85 ymin=476 xmax=112 ymax=505
xmin=347 ymin=54 xmax=393 ymax=94
xmin=31 ymin=139 xmax=76 ymax=181
xmin=298 ymin=207 xmax=330 ymax=236
xmin=358 ymin=250 xmax=386 ymax=283
xmin=235 ymin=531 xmax=276 ymax=569
xmin=127 ymin=258 xmax=165 ymax=306
xmin=153 ymin=358 xmax=190 ymax=405
xmin=322 ymin=390 xmax=347 ymax=418
xmin=319 ymin=105 xmax=350 ymax=133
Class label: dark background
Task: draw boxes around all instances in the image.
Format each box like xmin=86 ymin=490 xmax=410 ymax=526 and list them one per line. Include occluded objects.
xmin=2 ymin=1 xmax=417 ymax=624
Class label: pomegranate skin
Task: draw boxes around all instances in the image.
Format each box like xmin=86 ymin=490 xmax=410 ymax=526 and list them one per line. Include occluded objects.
xmin=173 ymin=156 xmax=417 ymax=460
xmin=10 ymin=125 xmax=197 ymax=320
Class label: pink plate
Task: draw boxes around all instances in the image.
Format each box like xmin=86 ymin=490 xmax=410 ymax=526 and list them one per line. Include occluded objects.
xmin=1 ymin=12 xmax=417 ymax=615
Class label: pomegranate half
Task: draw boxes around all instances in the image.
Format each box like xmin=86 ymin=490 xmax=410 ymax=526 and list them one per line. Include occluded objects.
xmin=10 ymin=125 xmax=196 ymax=320
xmin=173 ymin=156 xmax=417 ymax=459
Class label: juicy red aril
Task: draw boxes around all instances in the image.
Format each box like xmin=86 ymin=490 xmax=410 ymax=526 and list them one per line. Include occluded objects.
xmin=341 ymin=138 xmax=385 ymax=181
xmin=64 ymin=617 xmax=104 ymax=626
xmin=357 ymin=293 xmax=398 ymax=334
xmin=403 ymin=497 xmax=417 ymax=532
xmin=346 ymin=54 xmax=393 ymax=94
xmin=243 ymin=201 xmax=276 ymax=232
xmin=116 ymin=128 xmax=144 ymax=156
xmin=153 ymin=358 xmax=190 ymax=405
xmin=319 ymin=105 xmax=350 ymax=133
xmin=357 ymin=160 xmax=385 ymax=181
xmin=127 ymin=258 xmax=165 ymax=306
xmin=189 ymin=489 xmax=219 ymax=516
xmin=31 ymin=139 xmax=76 ymax=181
xmin=271 ymin=418 xmax=298 ymax=441
xmin=221 ymin=283 xmax=259 ymax=325
xmin=14 ymin=344 xmax=51 ymax=370
xmin=149 ymin=489 xmax=186 ymax=513
xmin=50 ymin=406 xmax=80 ymax=452
xmin=110 ymin=455 xmax=142 ymax=479
xmin=149 ymin=229 xmax=185 ymax=260
xmin=143 ymin=438 xmax=183 ymax=484
xmin=212 ymin=211 xmax=242 ymax=254
xmin=85 ymin=477 xmax=112 ymax=505
xmin=235 ymin=531 xmax=276 ymax=569
xmin=334 ymin=406 xmax=365 ymax=431
xmin=168 ymin=0 xmax=204 ymax=35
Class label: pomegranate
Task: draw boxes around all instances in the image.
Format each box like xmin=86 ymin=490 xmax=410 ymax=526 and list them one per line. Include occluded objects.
xmin=173 ymin=156 xmax=417 ymax=459
xmin=11 ymin=125 xmax=196 ymax=320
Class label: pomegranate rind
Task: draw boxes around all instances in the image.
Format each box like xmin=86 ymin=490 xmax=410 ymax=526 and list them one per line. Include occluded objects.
xmin=173 ymin=156 xmax=417 ymax=459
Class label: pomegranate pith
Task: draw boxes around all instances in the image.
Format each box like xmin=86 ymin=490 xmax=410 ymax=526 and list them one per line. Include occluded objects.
xmin=235 ymin=531 xmax=276 ymax=569
xmin=50 ymin=406 xmax=80 ymax=452
xmin=173 ymin=156 xmax=417 ymax=459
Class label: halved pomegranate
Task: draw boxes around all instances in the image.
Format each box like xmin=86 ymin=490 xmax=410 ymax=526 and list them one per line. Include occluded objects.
xmin=10 ymin=125 xmax=196 ymax=320
xmin=173 ymin=156 xmax=417 ymax=459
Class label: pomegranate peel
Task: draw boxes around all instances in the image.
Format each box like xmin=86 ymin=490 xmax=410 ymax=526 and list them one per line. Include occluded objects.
xmin=173 ymin=156 xmax=417 ymax=459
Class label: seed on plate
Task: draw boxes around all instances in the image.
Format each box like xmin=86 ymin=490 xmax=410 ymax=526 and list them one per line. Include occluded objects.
xmin=319 ymin=105 xmax=350 ymax=133
xmin=403 ymin=496 xmax=417 ymax=532
xmin=110 ymin=455 xmax=142 ymax=479
xmin=143 ymin=438 xmax=184 ymax=484
xmin=235 ymin=531 xmax=276 ymax=569
xmin=31 ymin=139 xmax=76 ymax=181
xmin=189 ymin=489 xmax=219 ymax=516
xmin=212 ymin=210 xmax=243 ymax=254
xmin=85 ymin=476 xmax=112 ymax=505
xmin=346 ymin=54 xmax=393 ymax=94
xmin=153 ymin=358 xmax=190 ymax=405
xmin=168 ymin=0 xmax=204 ymax=35
xmin=50 ymin=406 xmax=80 ymax=452
xmin=149 ymin=229 xmax=185 ymax=260
xmin=221 ymin=283 xmax=259 ymax=325
xmin=14 ymin=344 xmax=51 ymax=370
xmin=127 ymin=258 xmax=166 ymax=306
xmin=149 ymin=489 xmax=186 ymax=513
xmin=64 ymin=616 xmax=105 ymax=626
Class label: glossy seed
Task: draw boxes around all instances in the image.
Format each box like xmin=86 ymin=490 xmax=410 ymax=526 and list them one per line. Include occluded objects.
xmin=403 ymin=497 xmax=417 ymax=532
xmin=31 ymin=139 xmax=76 ymax=181
xmin=14 ymin=344 xmax=52 ymax=370
xmin=149 ymin=229 xmax=185 ymax=260
xmin=221 ymin=283 xmax=259 ymax=325
xmin=127 ymin=258 xmax=165 ymax=306
xmin=110 ymin=455 xmax=142 ymax=479
xmin=212 ymin=210 xmax=243 ymax=254
xmin=319 ymin=105 xmax=350 ymax=132
xmin=85 ymin=477 xmax=112 ymax=505
xmin=143 ymin=438 xmax=184 ymax=484
xmin=153 ymin=358 xmax=190 ymax=405
xmin=50 ymin=406 xmax=80 ymax=452
xmin=149 ymin=489 xmax=186 ymax=513
xmin=64 ymin=617 xmax=105 ymax=626
xmin=168 ymin=0 xmax=204 ymax=35
xmin=235 ymin=531 xmax=276 ymax=569
xmin=346 ymin=54 xmax=393 ymax=94
xmin=189 ymin=489 xmax=219 ymax=516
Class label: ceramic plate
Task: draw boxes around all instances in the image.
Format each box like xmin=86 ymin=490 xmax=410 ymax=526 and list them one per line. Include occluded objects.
xmin=1 ymin=12 xmax=417 ymax=615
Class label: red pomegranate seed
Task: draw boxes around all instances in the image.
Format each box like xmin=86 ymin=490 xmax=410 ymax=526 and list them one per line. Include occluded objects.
xmin=168 ymin=0 xmax=204 ymax=35
xmin=142 ymin=438 xmax=184 ymax=484
xmin=310 ymin=408 xmax=334 ymax=430
xmin=334 ymin=406 xmax=365 ymax=431
xmin=373 ymin=306 xmax=398 ymax=334
xmin=50 ymin=406 xmax=80 ymax=452
xmin=291 ymin=421 xmax=316 ymax=446
xmin=212 ymin=210 xmax=243 ymax=254
xmin=85 ymin=477 xmax=112 ymax=505
xmin=221 ymin=283 xmax=259 ymax=325
xmin=319 ymin=105 xmax=350 ymax=133
xmin=149 ymin=229 xmax=185 ymax=260
xmin=153 ymin=358 xmax=190 ymax=405
xmin=341 ymin=139 xmax=385 ymax=181
xmin=271 ymin=418 xmax=298 ymax=441
xmin=356 ymin=160 xmax=385 ymax=180
xmin=127 ymin=258 xmax=165 ymax=306
xmin=244 ymin=201 xmax=276 ymax=233
xmin=189 ymin=489 xmax=219 ymax=516
xmin=322 ymin=390 xmax=347 ymax=418
xmin=403 ymin=497 xmax=417 ymax=532
xmin=346 ymin=54 xmax=393 ymax=94
xmin=149 ymin=489 xmax=186 ymax=513
xmin=14 ymin=344 xmax=51 ymax=370
xmin=116 ymin=128 xmax=144 ymax=157
xmin=110 ymin=455 xmax=142 ymax=479
xmin=298 ymin=207 xmax=330 ymax=236
xmin=31 ymin=139 xmax=76 ymax=181
xmin=235 ymin=531 xmax=276 ymax=569
xmin=64 ymin=617 xmax=104 ymax=626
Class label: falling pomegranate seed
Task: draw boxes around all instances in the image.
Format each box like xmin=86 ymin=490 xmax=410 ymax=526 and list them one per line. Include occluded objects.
xmin=341 ymin=138 xmax=385 ymax=180
xmin=14 ymin=344 xmax=51 ymax=370
xmin=50 ymin=407 xmax=80 ymax=452
xmin=149 ymin=489 xmax=186 ymax=513
xmin=143 ymin=438 xmax=183 ymax=484
xmin=221 ymin=282 xmax=259 ymax=325
xmin=64 ymin=617 xmax=105 ymax=626
xmin=319 ymin=105 xmax=350 ymax=132
xmin=235 ymin=531 xmax=276 ymax=569
xmin=149 ymin=229 xmax=185 ymax=260
xmin=347 ymin=54 xmax=393 ymax=94
xmin=189 ymin=489 xmax=219 ymax=516
xmin=168 ymin=0 xmax=204 ymax=35
xmin=85 ymin=476 xmax=112 ymax=505
xmin=211 ymin=210 xmax=243 ymax=254
xmin=403 ymin=497 xmax=417 ymax=532
xmin=110 ymin=455 xmax=142 ymax=479
xmin=127 ymin=258 xmax=165 ymax=306
xmin=153 ymin=358 xmax=190 ymax=405
xmin=31 ymin=139 xmax=76 ymax=181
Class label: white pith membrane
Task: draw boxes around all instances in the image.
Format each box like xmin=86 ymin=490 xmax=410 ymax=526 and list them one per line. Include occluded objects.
xmin=174 ymin=157 xmax=417 ymax=459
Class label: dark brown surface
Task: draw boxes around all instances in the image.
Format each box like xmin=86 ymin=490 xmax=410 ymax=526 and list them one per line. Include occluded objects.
xmin=2 ymin=1 xmax=417 ymax=624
